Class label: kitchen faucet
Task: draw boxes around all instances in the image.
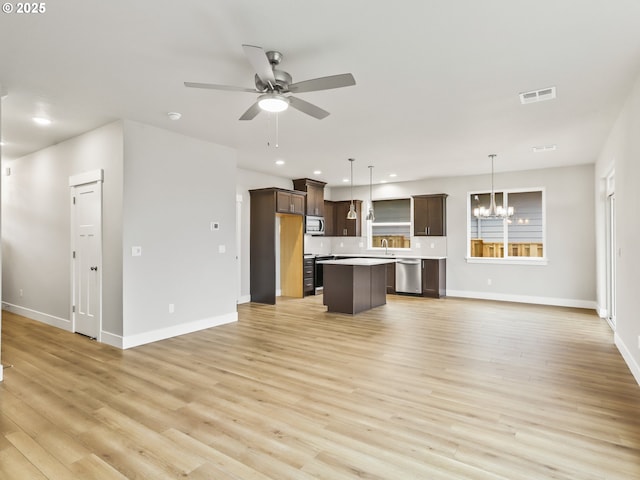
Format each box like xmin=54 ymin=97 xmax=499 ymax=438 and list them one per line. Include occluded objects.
xmin=381 ymin=238 xmax=388 ymax=255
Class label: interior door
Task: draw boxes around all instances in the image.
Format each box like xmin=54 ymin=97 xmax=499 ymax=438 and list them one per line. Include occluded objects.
xmin=72 ymin=181 xmax=102 ymax=339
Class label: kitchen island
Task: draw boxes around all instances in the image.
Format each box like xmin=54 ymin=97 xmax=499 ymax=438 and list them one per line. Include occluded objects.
xmin=317 ymin=257 xmax=396 ymax=314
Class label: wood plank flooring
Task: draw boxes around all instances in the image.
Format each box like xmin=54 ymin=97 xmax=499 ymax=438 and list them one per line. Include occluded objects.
xmin=1 ymin=295 xmax=639 ymax=479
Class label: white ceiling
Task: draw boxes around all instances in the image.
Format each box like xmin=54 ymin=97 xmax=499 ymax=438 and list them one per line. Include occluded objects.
xmin=2 ymin=0 xmax=640 ymax=186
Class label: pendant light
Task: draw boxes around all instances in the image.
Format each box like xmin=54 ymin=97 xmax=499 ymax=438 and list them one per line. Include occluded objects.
xmin=474 ymin=154 xmax=514 ymax=219
xmin=366 ymin=165 xmax=375 ymax=221
xmin=347 ymin=158 xmax=357 ymax=220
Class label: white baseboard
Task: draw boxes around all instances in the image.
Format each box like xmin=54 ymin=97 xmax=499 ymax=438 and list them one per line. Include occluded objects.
xmin=615 ymin=333 xmax=640 ymax=387
xmin=2 ymin=302 xmax=72 ymax=331
xmin=120 ymin=312 xmax=238 ymax=349
xmin=446 ymin=290 xmax=597 ymax=311
xmin=237 ymin=294 xmax=251 ymax=304
xmin=0 ymin=365 xmax=3 ymax=382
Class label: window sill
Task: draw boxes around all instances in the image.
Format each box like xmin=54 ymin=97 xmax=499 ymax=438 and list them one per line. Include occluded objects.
xmin=465 ymin=257 xmax=548 ymax=266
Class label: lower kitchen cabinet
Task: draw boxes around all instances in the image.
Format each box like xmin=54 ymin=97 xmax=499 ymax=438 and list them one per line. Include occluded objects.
xmin=386 ymin=262 xmax=395 ymax=294
xmin=422 ymin=258 xmax=446 ymax=298
xmin=304 ymin=257 xmax=315 ymax=296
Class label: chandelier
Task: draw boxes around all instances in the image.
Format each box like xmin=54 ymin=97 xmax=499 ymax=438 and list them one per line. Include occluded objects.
xmin=473 ymin=154 xmax=514 ymax=218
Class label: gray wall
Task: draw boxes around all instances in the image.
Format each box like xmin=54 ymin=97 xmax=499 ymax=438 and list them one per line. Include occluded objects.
xmin=329 ymin=164 xmax=596 ymax=307
xmin=121 ymin=121 xmax=237 ymax=341
xmin=596 ymin=71 xmax=640 ymax=384
xmin=1 ymin=121 xmax=124 ymax=335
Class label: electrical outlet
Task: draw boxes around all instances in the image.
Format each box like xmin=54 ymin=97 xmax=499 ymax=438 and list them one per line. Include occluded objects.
xmin=218 ymin=244 xmax=226 ymax=253
xmin=169 ymin=304 xmax=175 ymax=314
xmin=415 ymin=242 xmax=421 ymax=249
xmin=210 ymin=221 xmax=220 ymax=231
xmin=487 ymin=278 xmax=492 ymax=286
xmin=132 ymin=246 xmax=142 ymax=256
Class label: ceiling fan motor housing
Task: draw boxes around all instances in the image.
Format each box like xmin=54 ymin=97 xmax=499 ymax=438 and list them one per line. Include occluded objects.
xmin=254 ymin=69 xmax=292 ymax=92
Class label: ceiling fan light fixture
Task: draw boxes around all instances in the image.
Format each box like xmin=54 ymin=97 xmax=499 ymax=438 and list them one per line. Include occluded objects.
xmin=258 ymin=93 xmax=289 ymax=113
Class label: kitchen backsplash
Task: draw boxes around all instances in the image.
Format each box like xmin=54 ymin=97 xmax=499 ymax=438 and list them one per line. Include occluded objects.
xmin=304 ymin=235 xmax=447 ymax=257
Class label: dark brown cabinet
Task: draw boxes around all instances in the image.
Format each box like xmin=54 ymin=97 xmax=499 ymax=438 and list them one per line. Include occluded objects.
xmin=413 ymin=194 xmax=447 ymax=236
xmin=276 ymin=190 xmax=305 ymax=215
xmin=325 ymin=200 xmax=362 ymax=236
xmin=249 ymin=188 xmax=305 ymax=304
xmin=386 ymin=262 xmax=396 ymax=294
xmin=293 ymin=178 xmax=326 ymax=217
xmin=422 ymin=258 xmax=446 ymax=298
xmin=303 ymin=257 xmax=315 ymax=296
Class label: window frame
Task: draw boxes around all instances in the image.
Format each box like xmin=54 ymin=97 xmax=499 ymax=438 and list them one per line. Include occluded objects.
xmin=367 ymin=197 xmax=413 ymax=252
xmin=466 ymin=187 xmax=548 ymax=265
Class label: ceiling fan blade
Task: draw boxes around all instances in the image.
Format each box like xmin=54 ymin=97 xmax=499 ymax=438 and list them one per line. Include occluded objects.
xmin=184 ymin=82 xmax=256 ymax=93
xmin=288 ymin=73 xmax=356 ymax=93
xmin=288 ymin=96 xmax=330 ymax=119
xmin=239 ymin=102 xmax=262 ymax=121
xmin=242 ymin=44 xmax=276 ymax=86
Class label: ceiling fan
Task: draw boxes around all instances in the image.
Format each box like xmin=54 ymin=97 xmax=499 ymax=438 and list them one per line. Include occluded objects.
xmin=184 ymin=44 xmax=356 ymax=120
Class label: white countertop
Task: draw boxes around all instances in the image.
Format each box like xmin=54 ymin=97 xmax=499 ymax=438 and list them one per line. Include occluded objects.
xmin=316 ymin=258 xmax=397 ymax=266
xmin=332 ymin=253 xmax=447 ymax=260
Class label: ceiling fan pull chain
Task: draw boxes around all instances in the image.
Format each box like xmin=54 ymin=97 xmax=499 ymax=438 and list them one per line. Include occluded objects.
xmin=275 ymin=112 xmax=279 ymax=148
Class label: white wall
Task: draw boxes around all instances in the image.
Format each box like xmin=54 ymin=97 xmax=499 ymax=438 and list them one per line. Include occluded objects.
xmin=329 ymin=164 xmax=596 ymax=308
xmin=120 ymin=121 xmax=237 ymax=347
xmin=1 ymin=121 xmax=124 ymax=335
xmin=595 ymin=73 xmax=640 ymax=385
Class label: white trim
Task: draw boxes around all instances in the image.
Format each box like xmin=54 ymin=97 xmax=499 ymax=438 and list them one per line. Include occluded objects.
xmin=2 ymin=302 xmax=72 ymax=331
xmin=447 ymin=290 xmax=597 ymax=310
xmin=69 ymin=169 xmax=103 ymax=187
xmin=615 ymin=333 xmax=640 ymax=387
xmin=237 ymin=294 xmax=252 ymax=304
xmin=465 ymin=257 xmax=548 ymax=266
xmin=100 ymin=331 xmax=124 ymax=349
xmin=120 ymin=312 xmax=238 ymax=349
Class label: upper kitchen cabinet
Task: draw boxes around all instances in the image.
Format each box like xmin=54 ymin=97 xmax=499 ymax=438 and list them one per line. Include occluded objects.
xmin=327 ymin=200 xmax=363 ymax=237
xmin=293 ymin=178 xmax=326 ymax=217
xmin=276 ymin=189 xmax=306 ymax=215
xmin=413 ymin=194 xmax=448 ymax=236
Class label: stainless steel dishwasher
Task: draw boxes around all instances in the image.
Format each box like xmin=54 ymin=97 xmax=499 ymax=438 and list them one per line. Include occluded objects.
xmin=395 ymin=258 xmax=422 ymax=294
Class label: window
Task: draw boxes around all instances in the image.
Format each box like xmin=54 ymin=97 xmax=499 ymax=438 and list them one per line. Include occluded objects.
xmin=369 ymin=199 xmax=411 ymax=250
xmin=468 ymin=189 xmax=545 ymax=262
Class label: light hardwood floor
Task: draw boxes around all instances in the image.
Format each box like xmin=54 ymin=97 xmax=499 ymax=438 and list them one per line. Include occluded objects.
xmin=1 ymin=296 xmax=639 ymax=479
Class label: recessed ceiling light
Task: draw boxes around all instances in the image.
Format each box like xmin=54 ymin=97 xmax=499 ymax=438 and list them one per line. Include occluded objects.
xmin=275 ymin=159 xmax=285 ymax=166
xmin=389 ymin=173 xmax=397 ymax=178
xmin=33 ymin=116 xmax=51 ymax=126
xmin=313 ymin=170 xmax=322 ymax=175
xmin=167 ymin=112 xmax=182 ymax=120
xmin=342 ymin=178 xmax=349 ymax=183
xmin=380 ymin=180 xmax=387 ymax=184
xmin=532 ymin=144 xmax=557 ymax=153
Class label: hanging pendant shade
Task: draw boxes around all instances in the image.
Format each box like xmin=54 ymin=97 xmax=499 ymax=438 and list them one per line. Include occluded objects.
xmin=366 ymin=165 xmax=375 ymax=221
xmin=347 ymin=158 xmax=357 ymax=219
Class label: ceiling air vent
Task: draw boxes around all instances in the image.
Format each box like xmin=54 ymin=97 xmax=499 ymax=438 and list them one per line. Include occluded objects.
xmin=519 ymin=86 xmax=556 ymax=104
xmin=532 ymin=144 xmax=557 ymax=153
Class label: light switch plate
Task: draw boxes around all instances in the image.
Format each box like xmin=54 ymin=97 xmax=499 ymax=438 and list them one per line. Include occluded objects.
xmin=218 ymin=244 xmax=226 ymax=253
xmin=211 ymin=221 xmax=220 ymax=231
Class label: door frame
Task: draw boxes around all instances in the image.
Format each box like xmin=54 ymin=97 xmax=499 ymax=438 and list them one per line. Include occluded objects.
xmin=604 ymin=170 xmax=616 ymax=331
xmin=69 ymin=169 xmax=104 ymax=341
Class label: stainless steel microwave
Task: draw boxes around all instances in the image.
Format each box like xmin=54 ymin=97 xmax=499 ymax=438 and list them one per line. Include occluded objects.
xmin=305 ymin=215 xmax=325 ymax=235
